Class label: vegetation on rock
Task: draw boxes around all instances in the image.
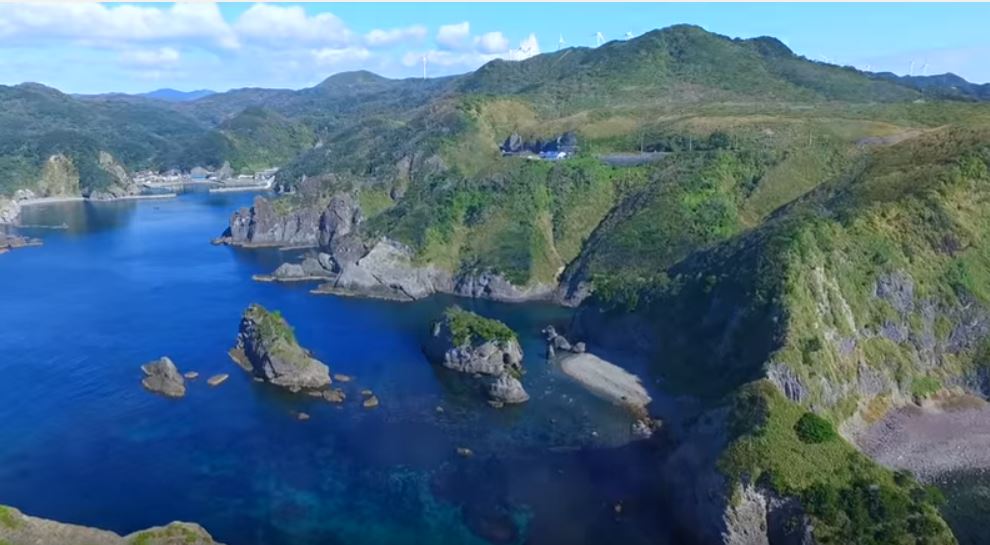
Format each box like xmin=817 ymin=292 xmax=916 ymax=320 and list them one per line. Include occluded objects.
xmin=443 ymin=306 xmax=516 ymax=346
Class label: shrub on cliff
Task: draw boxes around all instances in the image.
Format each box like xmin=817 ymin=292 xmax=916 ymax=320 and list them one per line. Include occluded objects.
xmin=794 ymin=412 xmax=837 ymax=444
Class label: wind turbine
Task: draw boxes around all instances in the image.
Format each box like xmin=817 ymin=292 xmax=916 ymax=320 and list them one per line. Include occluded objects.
xmin=624 ymin=31 xmax=634 ymax=40
xmin=593 ymin=31 xmax=605 ymax=47
xmin=558 ymin=34 xmax=567 ymax=51
xmin=422 ymin=55 xmax=427 ymax=80
xmin=909 ymin=60 xmax=915 ymax=76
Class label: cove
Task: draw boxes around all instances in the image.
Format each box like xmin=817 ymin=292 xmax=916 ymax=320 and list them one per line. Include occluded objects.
xmin=0 ymin=191 xmax=682 ymax=545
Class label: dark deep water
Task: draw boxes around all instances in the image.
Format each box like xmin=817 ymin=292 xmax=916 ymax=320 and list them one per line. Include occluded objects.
xmin=0 ymin=191 xmax=680 ymax=545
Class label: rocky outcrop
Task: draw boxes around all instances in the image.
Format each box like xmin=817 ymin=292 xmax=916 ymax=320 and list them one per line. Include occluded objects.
xmin=0 ymin=229 xmax=42 ymax=255
xmin=0 ymin=197 xmax=21 ymax=224
xmin=487 ymin=374 xmax=529 ymax=404
xmin=454 ymin=271 xmax=555 ymax=303
xmin=38 ymin=154 xmax=81 ymax=197
xmin=231 ymin=304 xmax=330 ymax=390
xmin=140 ymin=357 xmax=186 ymax=398
xmin=423 ymin=307 xmax=528 ymax=405
xmin=0 ymin=505 xmax=223 ymax=545
xmin=318 ymin=193 xmax=363 ymax=248
xmin=662 ymin=410 xmax=815 ymax=545
xmin=314 ymin=238 xmax=452 ymax=301
xmin=86 ymin=151 xmax=140 ymax=200
xmin=500 ymin=131 xmax=579 ymax=155
xmin=214 ymin=196 xmax=322 ymax=247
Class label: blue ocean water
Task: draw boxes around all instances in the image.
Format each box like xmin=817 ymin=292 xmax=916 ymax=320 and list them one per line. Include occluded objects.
xmin=0 ymin=191 xmax=680 ymax=545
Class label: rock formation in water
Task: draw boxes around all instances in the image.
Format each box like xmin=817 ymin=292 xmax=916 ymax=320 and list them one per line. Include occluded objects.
xmin=0 ymin=505 xmax=223 ymax=545
xmin=230 ymin=303 xmax=330 ymax=390
xmin=424 ymin=306 xmax=528 ymax=405
xmin=140 ymin=356 xmax=186 ymax=398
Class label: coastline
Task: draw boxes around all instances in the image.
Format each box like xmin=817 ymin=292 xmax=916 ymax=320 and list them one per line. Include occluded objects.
xmin=854 ymin=394 xmax=990 ymax=482
xmin=17 ymin=193 xmax=177 ymax=207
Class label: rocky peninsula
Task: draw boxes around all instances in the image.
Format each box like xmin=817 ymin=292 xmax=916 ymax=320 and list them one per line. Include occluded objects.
xmin=230 ymin=304 xmax=331 ymax=391
xmin=0 ymin=505 xmax=223 ymax=545
xmin=424 ymin=306 xmax=529 ymax=405
xmin=216 ymin=192 xmax=557 ymax=303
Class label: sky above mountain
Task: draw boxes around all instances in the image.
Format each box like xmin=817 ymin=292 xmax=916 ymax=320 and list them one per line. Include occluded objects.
xmin=0 ymin=2 xmax=988 ymax=94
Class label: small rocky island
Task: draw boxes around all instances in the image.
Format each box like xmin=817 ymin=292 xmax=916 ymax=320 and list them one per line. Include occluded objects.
xmin=229 ymin=303 xmax=331 ymax=391
xmin=140 ymin=356 xmax=187 ymax=398
xmin=0 ymin=505 xmax=223 ymax=545
xmin=424 ymin=306 xmax=528 ymax=405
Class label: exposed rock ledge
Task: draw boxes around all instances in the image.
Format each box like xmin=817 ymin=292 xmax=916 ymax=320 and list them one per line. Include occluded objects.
xmin=0 ymin=505 xmax=224 ymax=545
xmin=0 ymin=230 xmax=42 ymax=255
xmin=423 ymin=306 xmax=529 ymax=405
xmin=231 ymin=303 xmax=331 ymax=391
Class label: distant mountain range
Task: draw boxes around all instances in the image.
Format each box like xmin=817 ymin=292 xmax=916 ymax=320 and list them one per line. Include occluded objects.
xmin=872 ymin=71 xmax=990 ymax=101
xmin=140 ymin=88 xmax=216 ymax=102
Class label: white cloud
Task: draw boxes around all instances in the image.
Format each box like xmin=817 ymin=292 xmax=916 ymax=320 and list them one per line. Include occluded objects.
xmin=475 ymin=32 xmax=509 ymax=54
xmin=0 ymin=3 xmax=238 ymax=49
xmin=120 ymin=47 xmax=180 ymax=68
xmin=405 ymin=32 xmax=542 ymax=73
xmin=515 ymin=33 xmax=540 ymax=59
xmin=311 ymin=46 xmax=372 ymax=66
xmin=364 ymin=25 xmax=427 ymax=47
xmin=234 ymin=4 xmax=352 ymax=48
xmin=436 ymin=21 xmax=471 ymax=50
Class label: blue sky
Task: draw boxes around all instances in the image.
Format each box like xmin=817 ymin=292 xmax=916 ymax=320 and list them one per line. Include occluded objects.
xmin=0 ymin=2 xmax=987 ymax=94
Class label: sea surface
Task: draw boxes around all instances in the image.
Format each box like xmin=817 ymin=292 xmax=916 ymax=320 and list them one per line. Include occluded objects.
xmin=0 ymin=190 xmax=681 ymax=545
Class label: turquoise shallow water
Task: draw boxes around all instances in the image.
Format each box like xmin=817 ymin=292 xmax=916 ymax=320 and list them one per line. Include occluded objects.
xmin=0 ymin=191 xmax=681 ymax=545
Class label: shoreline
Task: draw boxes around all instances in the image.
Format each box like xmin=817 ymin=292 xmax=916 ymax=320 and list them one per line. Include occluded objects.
xmin=854 ymin=394 xmax=990 ymax=482
xmin=556 ymin=352 xmax=652 ymax=415
xmin=17 ymin=193 xmax=177 ymax=207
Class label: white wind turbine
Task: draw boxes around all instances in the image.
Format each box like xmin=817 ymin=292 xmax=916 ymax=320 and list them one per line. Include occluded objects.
xmin=624 ymin=31 xmax=634 ymax=40
xmin=594 ymin=31 xmax=605 ymax=47
xmin=422 ymin=55 xmax=428 ymax=80
xmin=558 ymin=34 xmax=567 ymax=51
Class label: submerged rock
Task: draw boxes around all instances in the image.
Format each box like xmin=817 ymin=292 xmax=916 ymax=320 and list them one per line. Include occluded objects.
xmin=140 ymin=357 xmax=186 ymax=398
xmin=207 ymin=374 xmax=229 ymax=387
xmin=232 ymin=304 xmax=331 ymax=390
xmin=322 ymin=388 xmax=346 ymax=403
xmin=363 ymin=395 xmax=380 ymax=409
xmin=487 ymin=374 xmax=529 ymax=404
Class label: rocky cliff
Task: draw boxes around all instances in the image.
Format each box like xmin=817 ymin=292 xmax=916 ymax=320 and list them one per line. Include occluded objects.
xmin=231 ymin=304 xmax=331 ymax=391
xmin=0 ymin=505 xmax=223 ymax=545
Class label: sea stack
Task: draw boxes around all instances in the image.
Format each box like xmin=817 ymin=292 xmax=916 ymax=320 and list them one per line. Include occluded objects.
xmin=424 ymin=306 xmax=528 ymax=405
xmin=140 ymin=356 xmax=186 ymax=398
xmin=229 ymin=304 xmax=331 ymax=391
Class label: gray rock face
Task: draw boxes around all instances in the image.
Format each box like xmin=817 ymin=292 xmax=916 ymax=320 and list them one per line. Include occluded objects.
xmin=318 ymin=193 xmax=363 ymax=248
xmin=454 ymin=271 xmax=554 ymax=303
xmin=320 ymin=238 xmax=452 ymax=301
xmin=140 ymin=357 xmax=186 ymax=398
xmin=428 ymin=320 xmax=523 ymax=376
xmin=487 ymin=374 xmax=529 ymax=404
xmin=217 ymin=196 xmax=322 ymax=247
xmin=663 ymin=409 xmax=815 ymax=545
xmin=233 ymin=304 xmax=331 ymax=390
xmin=424 ymin=308 xmax=528 ymax=406
xmin=0 ymin=505 xmax=223 ymax=545
xmin=0 ymin=197 xmax=21 ymax=224
xmin=86 ymin=151 xmax=141 ymax=201
xmin=272 ymin=262 xmax=306 ymax=279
